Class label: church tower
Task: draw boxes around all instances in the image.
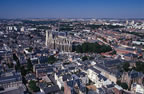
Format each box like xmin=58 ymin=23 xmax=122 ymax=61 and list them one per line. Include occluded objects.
xmin=45 ymin=30 xmax=48 ymax=46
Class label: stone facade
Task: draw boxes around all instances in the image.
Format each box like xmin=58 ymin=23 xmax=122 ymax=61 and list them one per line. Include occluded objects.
xmin=46 ymin=31 xmax=72 ymax=52
xmin=121 ymin=70 xmax=143 ymax=88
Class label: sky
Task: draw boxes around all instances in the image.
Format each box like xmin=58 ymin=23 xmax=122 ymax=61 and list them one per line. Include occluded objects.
xmin=0 ymin=0 xmax=144 ymax=19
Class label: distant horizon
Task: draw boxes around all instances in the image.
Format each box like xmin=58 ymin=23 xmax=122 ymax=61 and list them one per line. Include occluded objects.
xmin=1 ymin=17 xmax=144 ymax=20
xmin=0 ymin=0 xmax=144 ymax=19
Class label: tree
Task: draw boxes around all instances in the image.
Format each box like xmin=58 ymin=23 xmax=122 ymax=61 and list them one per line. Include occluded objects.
xmin=0 ymin=87 xmax=4 ymax=91
xmin=73 ymin=42 xmax=112 ymax=53
xmin=82 ymin=56 xmax=88 ymax=61
xmin=29 ymin=80 xmax=40 ymax=92
xmin=134 ymin=61 xmax=144 ymax=73
xmin=116 ymin=80 xmax=128 ymax=90
xmin=13 ymin=53 xmax=18 ymax=61
xmin=21 ymin=66 xmax=27 ymax=76
xmin=48 ymin=55 xmax=57 ymax=64
xmin=116 ymin=80 xmax=121 ymax=86
xmin=27 ymin=47 xmax=33 ymax=52
xmin=0 ymin=56 xmax=2 ymax=61
xmin=22 ymin=76 xmax=27 ymax=85
xmin=111 ymin=50 xmax=117 ymax=55
xmin=74 ymin=45 xmax=82 ymax=53
xmin=15 ymin=60 xmax=21 ymax=71
xmin=7 ymin=63 xmax=14 ymax=68
xmin=123 ymin=62 xmax=130 ymax=72
xmin=13 ymin=53 xmax=21 ymax=71
xmin=27 ymin=58 xmax=33 ymax=72
xmin=121 ymin=83 xmax=128 ymax=90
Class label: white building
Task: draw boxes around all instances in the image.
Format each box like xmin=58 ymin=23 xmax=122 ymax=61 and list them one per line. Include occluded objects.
xmin=87 ymin=67 xmax=112 ymax=88
xmin=131 ymin=83 xmax=144 ymax=94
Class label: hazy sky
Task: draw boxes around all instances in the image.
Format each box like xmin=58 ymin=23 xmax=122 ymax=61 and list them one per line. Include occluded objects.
xmin=0 ymin=0 xmax=144 ymax=18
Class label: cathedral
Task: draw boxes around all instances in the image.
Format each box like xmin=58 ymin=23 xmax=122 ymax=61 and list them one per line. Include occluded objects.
xmin=45 ymin=31 xmax=73 ymax=52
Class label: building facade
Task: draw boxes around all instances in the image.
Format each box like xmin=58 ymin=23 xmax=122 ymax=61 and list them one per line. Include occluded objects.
xmin=45 ymin=31 xmax=72 ymax=52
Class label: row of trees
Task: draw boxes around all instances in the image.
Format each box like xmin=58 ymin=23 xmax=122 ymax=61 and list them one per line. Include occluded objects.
xmin=86 ymin=24 xmax=124 ymax=29
xmin=13 ymin=53 xmax=21 ymax=71
xmin=21 ymin=58 xmax=33 ymax=77
xmin=13 ymin=53 xmax=33 ymax=85
xmin=121 ymin=30 xmax=144 ymax=38
xmin=60 ymin=27 xmax=73 ymax=31
xmin=123 ymin=61 xmax=144 ymax=73
xmin=37 ymin=26 xmax=51 ymax=30
xmin=73 ymin=42 xmax=112 ymax=53
xmin=23 ymin=20 xmax=58 ymax=25
xmin=13 ymin=53 xmax=40 ymax=92
xmin=13 ymin=54 xmax=56 ymax=76
xmin=82 ymin=56 xmax=94 ymax=61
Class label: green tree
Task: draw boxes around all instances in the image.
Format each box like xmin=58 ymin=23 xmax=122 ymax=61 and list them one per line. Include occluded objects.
xmin=0 ymin=56 xmax=2 ymax=61
xmin=75 ymin=45 xmax=82 ymax=53
xmin=74 ymin=42 xmax=112 ymax=53
xmin=27 ymin=58 xmax=33 ymax=72
xmin=13 ymin=53 xmax=21 ymax=71
xmin=116 ymin=80 xmax=121 ymax=86
xmin=135 ymin=61 xmax=144 ymax=73
xmin=121 ymin=83 xmax=128 ymax=90
xmin=123 ymin=62 xmax=130 ymax=72
xmin=15 ymin=60 xmax=21 ymax=71
xmin=116 ymin=80 xmax=128 ymax=90
xmin=7 ymin=63 xmax=14 ymax=68
xmin=27 ymin=47 xmax=33 ymax=52
xmin=21 ymin=66 xmax=27 ymax=76
xmin=29 ymin=80 xmax=40 ymax=92
xmin=13 ymin=53 xmax=18 ymax=61
xmin=22 ymin=76 xmax=27 ymax=85
xmin=111 ymin=50 xmax=117 ymax=55
xmin=48 ymin=55 xmax=57 ymax=64
xmin=82 ymin=56 xmax=88 ymax=61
